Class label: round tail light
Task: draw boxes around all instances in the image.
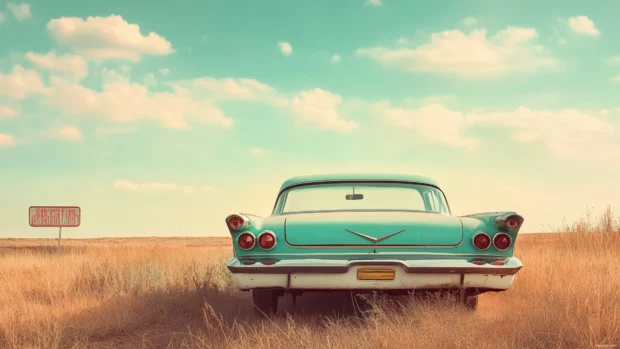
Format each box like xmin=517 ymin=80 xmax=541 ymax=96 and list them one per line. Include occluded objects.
xmin=237 ymin=232 xmax=255 ymax=250
xmin=506 ymin=219 xmax=518 ymax=229
xmin=472 ymin=232 xmax=491 ymax=250
xmin=226 ymin=215 xmax=245 ymax=231
xmin=258 ymin=231 xmax=276 ymax=250
xmin=493 ymin=233 xmax=512 ymax=251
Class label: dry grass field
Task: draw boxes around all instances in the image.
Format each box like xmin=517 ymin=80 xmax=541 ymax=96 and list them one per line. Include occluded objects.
xmin=1 ymin=209 xmax=619 ymax=349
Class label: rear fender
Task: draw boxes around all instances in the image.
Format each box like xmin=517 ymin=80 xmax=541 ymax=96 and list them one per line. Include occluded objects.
xmin=459 ymin=211 xmax=524 ymax=255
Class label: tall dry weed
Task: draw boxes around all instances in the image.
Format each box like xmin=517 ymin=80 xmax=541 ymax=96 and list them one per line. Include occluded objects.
xmin=0 ymin=209 xmax=618 ymax=348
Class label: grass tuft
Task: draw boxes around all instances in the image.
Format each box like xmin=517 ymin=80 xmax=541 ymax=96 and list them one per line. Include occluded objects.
xmin=1 ymin=213 xmax=619 ymax=348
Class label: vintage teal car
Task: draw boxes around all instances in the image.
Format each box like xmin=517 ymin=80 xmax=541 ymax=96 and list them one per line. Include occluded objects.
xmin=225 ymin=173 xmax=523 ymax=314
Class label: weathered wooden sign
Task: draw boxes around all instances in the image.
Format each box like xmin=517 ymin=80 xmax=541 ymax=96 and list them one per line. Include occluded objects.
xmin=29 ymin=206 xmax=81 ymax=256
xmin=29 ymin=206 xmax=81 ymax=227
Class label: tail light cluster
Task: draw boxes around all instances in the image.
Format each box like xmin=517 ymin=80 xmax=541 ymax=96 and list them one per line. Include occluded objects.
xmin=472 ymin=232 xmax=512 ymax=251
xmin=226 ymin=214 xmax=246 ymax=231
xmin=236 ymin=230 xmax=276 ymax=251
xmin=497 ymin=214 xmax=524 ymax=231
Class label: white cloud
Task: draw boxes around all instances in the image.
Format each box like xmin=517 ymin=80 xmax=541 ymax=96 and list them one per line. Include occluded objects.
xmin=120 ymin=65 xmax=131 ymax=73
xmin=6 ymin=2 xmax=30 ymax=21
xmin=374 ymin=102 xmax=620 ymax=163
xmin=600 ymin=109 xmax=609 ymax=116
xmin=396 ymin=37 xmax=408 ymax=45
xmin=114 ymin=180 xmax=211 ymax=194
xmin=366 ymin=0 xmax=383 ymax=6
xmin=290 ymin=88 xmax=358 ymax=132
xmin=43 ymin=73 xmax=233 ymax=130
xmin=278 ymin=41 xmax=293 ymax=56
xmin=0 ymin=65 xmax=46 ymax=99
xmin=0 ymin=133 xmax=16 ymax=147
xmin=25 ymin=51 xmax=88 ymax=81
xmin=567 ymin=16 xmax=600 ymax=37
xmin=356 ymin=26 xmax=556 ymax=79
xmin=144 ymin=73 xmax=156 ymax=86
xmin=250 ymin=147 xmax=266 ymax=156
xmin=43 ymin=125 xmax=83 ymax=142
xmin=0 ymin=12 xmax=5 ymax=23
xmin=0 ymin=106 xmax=16 ymax=118
xmin=374 ymin=101 xmax=620 ymax=162
xmin=607 ymin=56 xmax=620 ymax=66
xmin=96 ymin=126 xmax=139 ymax=135
xmin=558 ymin=38 xmax=567 ymax=45
xmin=92 ymin=185 xmax=105 ymax=192
xmin=462 ymin=17 xmax=477 ymax=26
xmin=172 ymin=77 xmax=288 ymax=107
xmin=611 ymin=75 xmax=620 ymax=83
xmin=453 ymin=105 xmax=617 ymax=162
xmin=159 ymin=68 xmax=170 ymax=76
xmin=330 ymin=54 xmax=341 ymax=63
xmin=47 ymin=15 xmax=174 ymax=61
xmin=375 ymin=102 xmax=479 ymax=149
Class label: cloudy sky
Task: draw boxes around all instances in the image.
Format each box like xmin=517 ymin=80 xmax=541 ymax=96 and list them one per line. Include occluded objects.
xmin=1 ymin=0 xmax=619 ymax=238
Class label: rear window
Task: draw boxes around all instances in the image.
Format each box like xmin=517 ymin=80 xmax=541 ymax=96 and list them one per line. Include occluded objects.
xmin=275 ymin=182 xmax=449 ymax=214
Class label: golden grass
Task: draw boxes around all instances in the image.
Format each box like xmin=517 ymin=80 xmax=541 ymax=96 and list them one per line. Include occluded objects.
xmin=1 ymin=209 xmax=619 ymax=349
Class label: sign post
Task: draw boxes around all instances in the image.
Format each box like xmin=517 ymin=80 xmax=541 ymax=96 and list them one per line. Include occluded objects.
xmin=29 ymin=206 xmax=81 ymax=256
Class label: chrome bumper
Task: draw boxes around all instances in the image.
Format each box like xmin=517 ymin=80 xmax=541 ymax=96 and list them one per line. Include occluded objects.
xmin=226 ymin=257 xmax=522 ymax=291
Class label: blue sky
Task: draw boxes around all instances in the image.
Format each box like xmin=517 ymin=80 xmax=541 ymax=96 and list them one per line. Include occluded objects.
xmin=1 ymin=0 xmax=619 ymax=238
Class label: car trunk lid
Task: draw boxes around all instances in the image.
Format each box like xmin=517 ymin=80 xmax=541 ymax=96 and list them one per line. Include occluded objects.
xmin=284 ymin=211 xmax=463 ymax=246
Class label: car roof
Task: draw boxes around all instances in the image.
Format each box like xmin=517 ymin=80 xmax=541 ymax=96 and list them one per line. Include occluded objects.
xmin=279 ymin=173 xmax=441 ymax=192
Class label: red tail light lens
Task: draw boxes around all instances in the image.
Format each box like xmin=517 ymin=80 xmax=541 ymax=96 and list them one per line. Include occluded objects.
xmin=493 ymin=233 xmax=512 ymax=251
xmin=226 ymin=215 xmax=245 ymax=231
xmin=258 ymin=231 xmax=276 ymax=250
xmin=498 ymin=214 xmax=523 ymax=230
xmin=237 ymin=232 xmax=255 ymax=250
xmin=472 ymin=232 xmax=491 ymax=250
xmin=507 ymin=219 xmax=518 ymax=229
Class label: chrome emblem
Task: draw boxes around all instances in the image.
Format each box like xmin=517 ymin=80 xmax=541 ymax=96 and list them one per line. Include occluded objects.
xmin=345 ymin=229 xmax=406 ymax=243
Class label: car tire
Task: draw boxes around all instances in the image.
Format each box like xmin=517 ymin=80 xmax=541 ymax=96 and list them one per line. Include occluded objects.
xmin=251 ymin=289 xmax=279 ymax=315
xmin=463 ymin=295 xmax=478 ymax=311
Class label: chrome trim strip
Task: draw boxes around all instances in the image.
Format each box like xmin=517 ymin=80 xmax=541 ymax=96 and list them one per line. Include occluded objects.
xmin=236 ymin=252 xmax=511 ymax=258
xmin=228 ymin=261 xmax=522 ymax=276
xmin=344 ymin=229 xmax=406 ymax=243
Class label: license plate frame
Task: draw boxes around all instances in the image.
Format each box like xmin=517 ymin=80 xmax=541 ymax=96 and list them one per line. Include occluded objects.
xmin=356 ymin=268 xmax=396 ymax=281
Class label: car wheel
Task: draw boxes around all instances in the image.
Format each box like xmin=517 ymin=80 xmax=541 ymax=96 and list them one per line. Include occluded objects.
xmin=251 ymin=289 xmax=279 ymax=315
xmin=463 ymin=295 xmax=478 ymax=311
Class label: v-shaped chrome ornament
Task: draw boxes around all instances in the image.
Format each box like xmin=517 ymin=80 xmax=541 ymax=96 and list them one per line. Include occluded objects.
xmin=345 ymin=229 xmax=406 ymax=243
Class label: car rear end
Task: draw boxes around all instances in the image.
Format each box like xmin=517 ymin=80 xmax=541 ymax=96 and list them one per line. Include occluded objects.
xmin=224 ymin=177 xmax=524 ymax=314
xmin=225 ymin=211 xmax=523 ymax=295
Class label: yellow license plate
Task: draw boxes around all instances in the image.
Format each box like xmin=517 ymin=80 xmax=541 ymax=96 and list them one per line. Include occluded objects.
xmin=357 ymin=268 xmax=395 ymax=280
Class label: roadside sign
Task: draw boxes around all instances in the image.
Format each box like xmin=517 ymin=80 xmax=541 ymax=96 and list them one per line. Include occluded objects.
xmin=28 ymin=206 xmax=81 ymax=257
xmin=29 ymin=206 xmax=81 ymax=227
